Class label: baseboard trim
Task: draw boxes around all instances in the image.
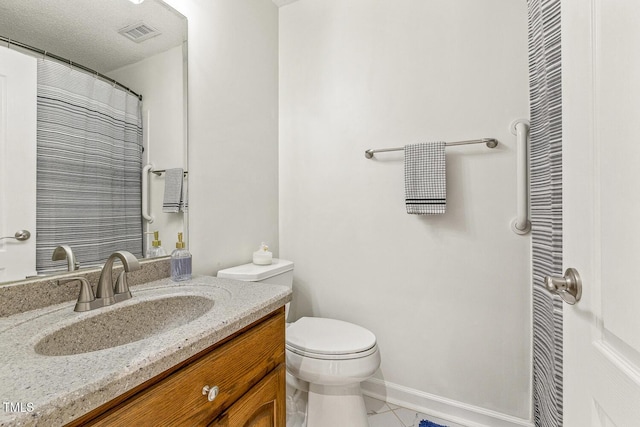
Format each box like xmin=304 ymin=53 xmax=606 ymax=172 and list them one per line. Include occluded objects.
xmin=361 ymin=378 xmax=534 ymax=427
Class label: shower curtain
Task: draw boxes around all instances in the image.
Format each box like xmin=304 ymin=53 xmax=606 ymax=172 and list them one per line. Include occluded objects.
xmin=528 ymin=0 xmax=563 ymax=426
xmin=36 ymin=60 xmax=143 ymax=272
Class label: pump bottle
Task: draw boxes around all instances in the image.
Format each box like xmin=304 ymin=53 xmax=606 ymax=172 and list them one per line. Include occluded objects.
xmin=171 ymin=232 xmax=192 ymax=281
xmin=146 ymin=231 xmax=167 ymax=258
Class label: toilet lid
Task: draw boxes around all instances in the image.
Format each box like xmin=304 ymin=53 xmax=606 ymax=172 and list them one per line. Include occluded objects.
xmin=286 ymin=317 xmax=377 ymax=358
xmin=216 ymin=259 xmax=293 ymax=281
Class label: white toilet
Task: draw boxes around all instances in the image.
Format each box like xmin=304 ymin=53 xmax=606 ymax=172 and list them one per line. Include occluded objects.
xmin=217 ymin=259 xmax=381 ymax=427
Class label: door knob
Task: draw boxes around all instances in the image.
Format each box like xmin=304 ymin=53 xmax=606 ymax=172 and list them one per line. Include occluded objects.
xmin=544 ymin=268 xmax=582 ymax=305
xmin=0 ymin=230 xmax=31 ymax=241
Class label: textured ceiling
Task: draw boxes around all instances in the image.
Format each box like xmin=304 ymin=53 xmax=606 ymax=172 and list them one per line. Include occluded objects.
xmin=0 ymin=0 xmax=186 ymax=73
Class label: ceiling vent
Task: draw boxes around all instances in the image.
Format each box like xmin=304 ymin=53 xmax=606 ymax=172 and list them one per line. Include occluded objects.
xmin=118 ymin=22 xmax=161 ymax=43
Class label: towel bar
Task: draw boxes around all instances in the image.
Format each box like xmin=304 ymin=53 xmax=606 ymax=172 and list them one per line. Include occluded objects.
xmin=364 ymin=138 xmax=497 ymax=158
xmin=141 ymin=166 xmax=188 ymax=223
xmin=151 ymin=169 xmax=188 ymax=176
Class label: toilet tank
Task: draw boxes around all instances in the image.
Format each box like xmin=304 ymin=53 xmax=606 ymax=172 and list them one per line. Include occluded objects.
xmin=217 ymin=259 xmax=294 ymax=320
xmin=216 ymin=259 xmax=294 ymax=287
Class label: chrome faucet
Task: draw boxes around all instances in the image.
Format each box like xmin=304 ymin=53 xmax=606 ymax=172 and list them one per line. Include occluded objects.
xmin=96 ymin=251 xmax=141 ymax=306
xmin=52 ymin=245 xmax=79 ymax=271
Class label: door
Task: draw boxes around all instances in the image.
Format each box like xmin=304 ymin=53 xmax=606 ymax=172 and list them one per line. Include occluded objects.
xmin=562 ymin=0 xmax=640 ymax=425
xmin=0 ymin=46 xmax=37 ymax=282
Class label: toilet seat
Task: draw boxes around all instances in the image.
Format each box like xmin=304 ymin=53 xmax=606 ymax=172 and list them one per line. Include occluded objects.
xmin=286 ymin=343 xmax=379 ymax=360
xmin=286 ymin=317 xmax=377 ymax=360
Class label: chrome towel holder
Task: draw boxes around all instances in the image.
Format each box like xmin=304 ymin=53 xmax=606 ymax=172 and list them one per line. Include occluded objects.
xmin=141 ymin=165 xmax=189 ymax=224
xmin=363 ymin=128 xmax=530 ymax=236
xmin=364 ymin=138 xmax=498 ymax=159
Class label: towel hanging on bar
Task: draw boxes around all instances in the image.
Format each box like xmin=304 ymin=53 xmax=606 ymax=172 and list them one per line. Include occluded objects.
xmin=162 ymin=168 xmax=186 ymax=213
xmin=404 ymin=142 xmax=446 ymax=215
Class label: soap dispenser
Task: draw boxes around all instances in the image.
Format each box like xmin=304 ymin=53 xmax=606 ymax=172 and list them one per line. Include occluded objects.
xmin=171 ymin=232 xmax=192 ymax=281
xmin=146 ymin=231 xmax=167 ymax=258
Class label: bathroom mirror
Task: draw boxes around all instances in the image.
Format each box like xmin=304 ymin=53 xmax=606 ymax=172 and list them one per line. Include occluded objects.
xmin=0 ymin=0 xmax=187 ymax=284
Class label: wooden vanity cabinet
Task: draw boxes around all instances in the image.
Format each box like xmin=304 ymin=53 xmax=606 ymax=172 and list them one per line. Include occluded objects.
xmin=71 ymin=308 xmax=286 ymax=427
xmin=211 ymin=364 xmax=285 ymax=427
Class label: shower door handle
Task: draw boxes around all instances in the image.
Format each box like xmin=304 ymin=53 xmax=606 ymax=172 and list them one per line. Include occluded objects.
xmin=544 ymin=268 xmax=582 ymax=305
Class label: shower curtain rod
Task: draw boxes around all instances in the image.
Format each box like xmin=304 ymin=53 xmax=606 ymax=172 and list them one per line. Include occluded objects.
xmin=1 ymin=35 xmax=142 ymax=100
xmin=364 ymin=138 xmax=498 ymax=158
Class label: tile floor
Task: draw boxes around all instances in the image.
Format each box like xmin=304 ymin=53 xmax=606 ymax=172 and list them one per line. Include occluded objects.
xmin=364 ymin=395 xmax=466 ymax=427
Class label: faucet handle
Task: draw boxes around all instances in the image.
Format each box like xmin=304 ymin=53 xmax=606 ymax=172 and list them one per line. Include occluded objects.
xmin=52 ymin=245 xmax=80 ymax=271
xmin=113 ymin=271 xmax=132 ymax=303
xmin=58 ymin=277 xmax=97 ymax=312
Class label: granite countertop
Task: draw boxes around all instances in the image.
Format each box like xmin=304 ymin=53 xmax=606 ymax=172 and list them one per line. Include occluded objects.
xmin=0 ymin=275 xmax=291 ymax=426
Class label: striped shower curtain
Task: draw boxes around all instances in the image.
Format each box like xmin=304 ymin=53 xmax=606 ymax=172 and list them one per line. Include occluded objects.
xmin=36 ymin=60 xmax=143 ymax=273
xmin=528 ymin=0 xmax=563 ymax=425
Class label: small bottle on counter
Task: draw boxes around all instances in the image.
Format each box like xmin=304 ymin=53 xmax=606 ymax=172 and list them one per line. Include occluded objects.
xmin=171 ymin=232 xmax=192 ymax=281
xmin=146 ymin=231 xmax=167 ymax=258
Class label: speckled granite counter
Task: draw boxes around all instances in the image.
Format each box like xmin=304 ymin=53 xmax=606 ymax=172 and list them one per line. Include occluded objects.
xmin=0 ymin=257 xmax=172 ymax=318
xmin=0 ymin=275 xmax=291 ymax=426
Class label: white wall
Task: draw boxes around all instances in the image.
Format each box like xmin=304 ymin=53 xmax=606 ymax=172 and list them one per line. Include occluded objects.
xmin=279 ymin=0 xmax=531 ymax=422
xmin=109 ymin=45 xmax=186 ymax=255
xmin=163 ymin=0 xmax=279 ymax=273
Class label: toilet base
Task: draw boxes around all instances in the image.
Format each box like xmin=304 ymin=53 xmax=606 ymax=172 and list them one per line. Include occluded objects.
xmin=286 ymin=389 xmax=308 ymax=427
xmin=306 ymin=382 xmax=368 ymax=427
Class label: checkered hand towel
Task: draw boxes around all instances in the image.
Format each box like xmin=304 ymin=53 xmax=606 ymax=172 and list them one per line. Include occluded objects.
xmin=162 ymin=168 xmax=184 ymax=213
xmin=404 ymin=142 xmax=446 ymax=214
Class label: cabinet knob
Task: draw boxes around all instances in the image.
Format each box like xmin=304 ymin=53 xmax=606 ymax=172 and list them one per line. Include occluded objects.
xmin=202 ymin=385 xmax=219 ymax=402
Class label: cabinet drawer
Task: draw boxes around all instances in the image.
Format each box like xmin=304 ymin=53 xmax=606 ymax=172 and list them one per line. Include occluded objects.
xmin=89 ymin=311 xmax=285 ymax=427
